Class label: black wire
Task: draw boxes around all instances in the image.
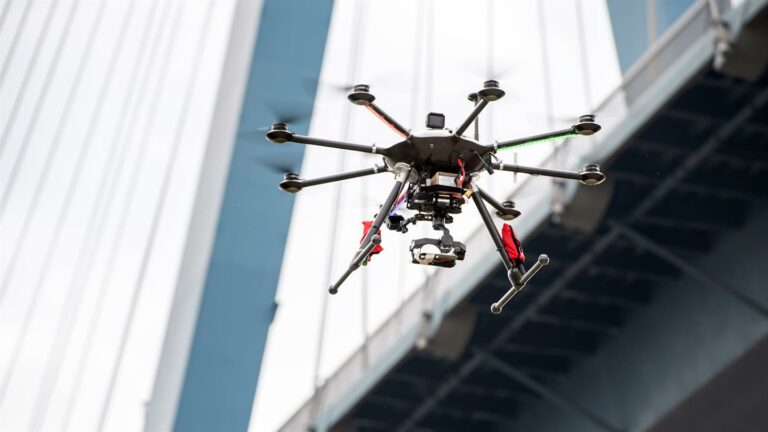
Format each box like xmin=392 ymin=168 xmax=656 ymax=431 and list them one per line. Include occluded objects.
xmin=474 ymin=150 xmax=493 ymax=172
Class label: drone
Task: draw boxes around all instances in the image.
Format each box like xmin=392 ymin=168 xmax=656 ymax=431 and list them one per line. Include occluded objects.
xmin=266 ymin=80 xmax=605 ymax=314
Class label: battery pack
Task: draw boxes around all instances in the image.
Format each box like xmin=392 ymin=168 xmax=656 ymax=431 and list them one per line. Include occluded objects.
xmin=429 ymin=172 xmax=457 ymax=187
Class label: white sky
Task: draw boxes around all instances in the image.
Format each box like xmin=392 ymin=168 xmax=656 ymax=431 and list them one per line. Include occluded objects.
xmin=0 ymin=1 xmax=236 ymax=430
xmin=0 ymin=0 xmax=747 ymax=431
xmin=0 ymin=0 xmax=624 ymax=431
xmin=250 ymin=0 xmax=621 ymax=431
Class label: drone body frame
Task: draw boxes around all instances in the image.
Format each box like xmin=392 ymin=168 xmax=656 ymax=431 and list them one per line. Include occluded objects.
xmin=266 ymin=81 xmax=606 ymax=314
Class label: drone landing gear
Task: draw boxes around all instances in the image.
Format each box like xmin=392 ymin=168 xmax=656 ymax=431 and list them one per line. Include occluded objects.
xmin=492 ymin=254 xmax=550 ymax=314
xmin=471 ymin=187 xmax=550 ymax=314
xmin=329 ymin=163 xmax=414 ymax=295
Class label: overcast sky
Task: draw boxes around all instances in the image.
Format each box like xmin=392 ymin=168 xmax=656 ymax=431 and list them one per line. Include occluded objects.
xmin=2 ymin=0 xmax=748 ymax=431
xmin=0 ymin=1 xmax=236 ymax=430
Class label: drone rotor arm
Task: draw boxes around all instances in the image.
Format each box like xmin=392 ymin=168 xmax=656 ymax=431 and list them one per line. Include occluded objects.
xmin=490 ymin=115 xmax=602 ymax=152
xmin=490 ymin=127 xmax=577 ymax=152
xmin=290 ymin=134 xmax=385 ymax=155
xmin=491 ymin=162 xmax=581 ymax=181
xmin=348 ymin=84 xmax=409 ymax=138
xmin=477 ymin=187 xmax=505 ymax=212
xmin=477 ymin=188 xmax=520 ymax=221
xmin=455 ymin=99 xmax=489 ymax=137
xmin=491 ymin=162 xmax=606 ymax=185
xmin=302 ymin=164 xmax=388 ymax=187
xmin=456 ymin=80 xmax=506 ymax=137
xmin=279 ymin=164 xmax=389 ymax=193
xmin=365 ymin=103 xmax=409 ymax=138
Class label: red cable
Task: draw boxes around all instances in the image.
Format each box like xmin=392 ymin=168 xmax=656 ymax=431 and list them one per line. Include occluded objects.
xmin=456 ymin=158 xmax=466 ymax=187
xmin=365 ymin=105 xmax=408 ymax=138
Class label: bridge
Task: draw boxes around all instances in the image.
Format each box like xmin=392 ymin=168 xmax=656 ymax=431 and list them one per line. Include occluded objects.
xmin=280 ymin=1 xmax=768 ymax=430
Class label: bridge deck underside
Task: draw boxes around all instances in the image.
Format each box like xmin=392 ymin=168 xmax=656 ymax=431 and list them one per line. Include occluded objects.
xmin=338 ymin=68 xmax=768 ymax=432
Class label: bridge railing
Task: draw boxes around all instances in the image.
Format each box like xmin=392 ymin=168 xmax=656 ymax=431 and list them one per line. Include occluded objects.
xmin=278 ymin=1 xmax=731 ymax=430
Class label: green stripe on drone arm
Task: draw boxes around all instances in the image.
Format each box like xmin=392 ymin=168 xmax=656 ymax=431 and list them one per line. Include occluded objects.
xmin=495 ymin=130 xmax=578 ymax=152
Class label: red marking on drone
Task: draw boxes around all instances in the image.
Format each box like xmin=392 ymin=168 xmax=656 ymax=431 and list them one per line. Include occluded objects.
xmin=456 ymin=158 xmax=466 ymax=187
xmin=361 ymin=221 xmax=383 ymax=261
xmin=365 ymin=105 xmax=408 ymax=138
xmin=502 ymin=224 xmax=525 ymax=266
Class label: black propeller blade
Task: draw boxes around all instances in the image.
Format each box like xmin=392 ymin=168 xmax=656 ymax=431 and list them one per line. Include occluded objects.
xmin=249 ymin=157 xmax=298 ymax=174
xmin=262 ymin=99 xmax=313 ymax=126
xmin=301 ymin=71 xmax=407 ymax=97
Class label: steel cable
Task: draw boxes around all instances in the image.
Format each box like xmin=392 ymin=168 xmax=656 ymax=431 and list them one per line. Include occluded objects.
xmin=59 ymin=2 xmax=172 ymax=428
xmin=0 ymin=0 xmax=107 ymax=408
xmin=0 ymin=0 xmax=38 ymax=88
xmin=0 ymin=1 xmax=59 ymax=164
xmin=25 ymin=2 xmax=145 ymax=429
xmin=0 ymin=1 xmax=15 ymax=37
xmin=95 ymin=2 xmax=215 ymax=428
xmin=312 ymin=0 xmax=369 ymax=401
xmin=0 ymin=0 xmax=81 ymax=299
